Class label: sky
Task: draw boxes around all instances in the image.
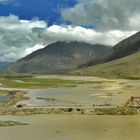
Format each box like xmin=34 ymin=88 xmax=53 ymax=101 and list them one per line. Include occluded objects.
xmin=0 ymin=0 xmax=139 ymax=62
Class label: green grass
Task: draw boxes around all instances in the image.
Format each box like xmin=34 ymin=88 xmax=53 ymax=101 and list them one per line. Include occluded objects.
xmin=72 ymin=52 xmax=140 ymax=79
xmin=0 ymin=90 xmax=8 ymax=95
xmin=0 ymin=74 xmax=34 ymax=79
xmin=0 ymin=121 xmax=28 ymax=127
xmin=0 ymin=76 xmax=94 ymax=88
xmin=0 ymin=90 xmax=26 ymax=95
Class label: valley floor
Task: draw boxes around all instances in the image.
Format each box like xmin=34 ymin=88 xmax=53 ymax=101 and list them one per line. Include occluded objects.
xmin=0 ymin=75 xmax=140 ymax=139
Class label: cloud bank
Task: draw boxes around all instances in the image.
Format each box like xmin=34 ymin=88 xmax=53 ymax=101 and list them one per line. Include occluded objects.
xmin=0 ymin=15 xmax=47 ymax=61
xmin=62 ymin=0 xmax=140 ymax=31
xmin=0 ymin=14 xmax=137 ymax=62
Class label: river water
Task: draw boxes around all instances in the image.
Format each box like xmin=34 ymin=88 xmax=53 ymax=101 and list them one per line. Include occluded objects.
xmin=0 ymin=83 xmax=126 ymax=107
xmin=1 ymin=76 xmax=140 ymax=107
xmin=0 ymin=94 xmax=11 ymax=102
xmin=18 ymin=84 xmax=112 ymax=106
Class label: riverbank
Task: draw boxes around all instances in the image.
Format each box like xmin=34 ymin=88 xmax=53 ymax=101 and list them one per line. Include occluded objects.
xmin=0 ymin=106 xmax=138 ymax=116
xmin=0 ymin=90 xmax=28 ymax=107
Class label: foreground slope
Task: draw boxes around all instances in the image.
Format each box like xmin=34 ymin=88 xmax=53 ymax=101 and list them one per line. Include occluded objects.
xmin=72 ymin=51 xmax=140 ymax=79
xmin=3 ymin=41 xmax=110 ymax=73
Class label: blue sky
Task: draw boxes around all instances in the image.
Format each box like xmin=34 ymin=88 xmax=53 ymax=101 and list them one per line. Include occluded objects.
xmin=0 ymin=0 xmax=76 ymax=26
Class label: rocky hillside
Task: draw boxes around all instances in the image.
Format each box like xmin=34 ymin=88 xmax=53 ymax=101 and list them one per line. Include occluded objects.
xmin=3 ymin=41 xmax=111 ymax=73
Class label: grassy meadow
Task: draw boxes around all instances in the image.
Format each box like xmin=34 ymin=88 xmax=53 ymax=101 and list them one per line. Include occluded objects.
xmin=72 ymin=52 xmax=140 ymax=79
xmin=0 ymin=74 xmax=95 ymax=88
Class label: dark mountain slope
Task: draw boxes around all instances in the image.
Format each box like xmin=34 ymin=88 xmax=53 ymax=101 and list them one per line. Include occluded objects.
xmin=109 ymin=31 xmax=140 ymax=60
xmin=80 ymin=31 xmax=140 ymax=68
xmin=3 ymin=41 xmax=111 ymax=73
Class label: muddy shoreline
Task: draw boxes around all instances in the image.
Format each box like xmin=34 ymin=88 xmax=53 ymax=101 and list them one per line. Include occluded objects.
xmin=0 ymin=76 xmax=140 ymax=116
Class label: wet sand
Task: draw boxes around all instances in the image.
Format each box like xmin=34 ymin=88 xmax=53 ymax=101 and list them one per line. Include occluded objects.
xmin=0 ymin=76 xmax=140 ymax=107
xmin=18 ymin=78 xmax=140 ymax=107
xmin=0 ymin=114 xmax=140 ymax=140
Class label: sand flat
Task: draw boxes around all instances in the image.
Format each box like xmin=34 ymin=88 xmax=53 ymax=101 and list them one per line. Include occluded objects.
xmin=0 ymin=114 xmax=140 ymax=140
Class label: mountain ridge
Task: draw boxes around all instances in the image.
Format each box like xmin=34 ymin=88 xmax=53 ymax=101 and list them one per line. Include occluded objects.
xmin=72 ymin=31 xmax=140 ymax=79
xmin=79 ymin=31 xmax=140 ymax=68
xmin=3 ymin=41 xmax=111 ymax=73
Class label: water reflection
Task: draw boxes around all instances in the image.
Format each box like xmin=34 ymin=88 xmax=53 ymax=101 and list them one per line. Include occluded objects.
xmin=0 ymin=94 xmax=11 ymax=103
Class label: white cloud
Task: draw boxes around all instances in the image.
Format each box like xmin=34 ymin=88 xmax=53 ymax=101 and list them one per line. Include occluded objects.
xmin=62 ymin=0 xmax=140 ymax=31
xmin=25 ymin=44 xmax=45 ymax=55
xmin=0 ymin=0 xmax=8 ymax=2
xmin=46 ymin=25 xmax=136 ymax=46
xmin=0 ymin=15 xmax=137 ymax=62
xmin=0 ymin=0 xmax=11 ymax=4
xmin=0 ymin=15 xmax=47 ymax=62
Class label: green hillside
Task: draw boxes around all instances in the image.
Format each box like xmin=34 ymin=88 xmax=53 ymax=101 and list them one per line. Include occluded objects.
xmin=72 ymin=51 xmax=140 ymax=79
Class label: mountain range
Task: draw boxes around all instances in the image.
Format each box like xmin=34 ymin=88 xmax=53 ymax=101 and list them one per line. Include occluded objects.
xmin=0 ymin=62 xmax=9 ymax=70
xmin=3 ymin=31 xmax=140 ymax=79
xmin=3 ymin=41 xmax=111 ymax=73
